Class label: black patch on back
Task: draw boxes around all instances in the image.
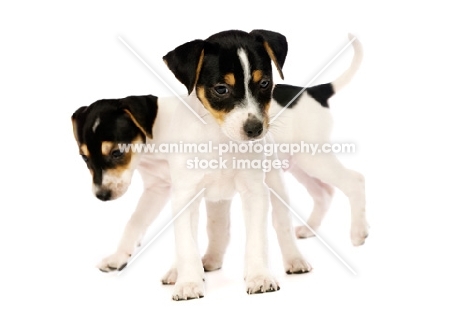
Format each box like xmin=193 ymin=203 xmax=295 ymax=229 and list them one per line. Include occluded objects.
xmin=272 ymin=84 xmax=303 ymax=108
xmin=307 ymin=83 xmax=334 ymax=108
xmin=273 ymin=83 xmax=334 ymax=109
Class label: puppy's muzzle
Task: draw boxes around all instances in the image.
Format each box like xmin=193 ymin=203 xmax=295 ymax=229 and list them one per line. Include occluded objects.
xmin=243 ymin=117 xmax=264 ymax=139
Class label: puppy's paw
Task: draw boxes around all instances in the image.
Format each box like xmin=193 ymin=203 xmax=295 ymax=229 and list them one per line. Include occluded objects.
xmin=202 ymin=253 xmax=223 ymax=272
xmin=97 ymin=252 xmax=131 ymax=272
xmin=172 ymin=281 xmax=205 ymax=300
xmin=295 ymin=225 xmax=317 ymax=239
xmin=161 ymin=267 xmax=178 ymax=285
xmin=285 ymin=257 xmax=312 ymax=274
xmin=351 ymin=220 xmax=369 ymax=246
xmin=245 ymin=274 xmax=280 ymax=294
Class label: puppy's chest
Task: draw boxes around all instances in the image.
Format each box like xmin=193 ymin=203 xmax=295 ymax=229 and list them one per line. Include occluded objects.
xmin=203 ymin=169 xmax=237 ymax=200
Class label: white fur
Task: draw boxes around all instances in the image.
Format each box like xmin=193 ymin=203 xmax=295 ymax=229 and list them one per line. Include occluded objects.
xmin=268 ymin=35 xmax=368 ymax=243
xmin=165 ymin=94 xmax=279 ymax=299
xmin=92 ymin=117 xmax=100 ymax=132
xmin=332 ymin=34 xmax=363 ymax=92
xmin=95 ymin=35 xmax=367 ymax=299
xmin=95 ymin=92 xmax=294 ymax=298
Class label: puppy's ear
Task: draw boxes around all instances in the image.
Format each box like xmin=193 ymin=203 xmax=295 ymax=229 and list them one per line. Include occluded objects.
xmin=120 ymin=95 xmax=158 ymax=139
xmin=72 ymin=106 xmax=88 ymax=142
xmin=250 ymin=30 xmax=288 ymax=80
xmin=163 ymin=40 xmax=205 ymax=94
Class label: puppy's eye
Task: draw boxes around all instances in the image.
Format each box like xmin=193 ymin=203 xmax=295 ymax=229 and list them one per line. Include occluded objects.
xmin=259 ymin=79 xmax=270 ymax=89
xmin=214 ymin=84 xmax=229 ymax=95
xmin=81 ymin=155 xmax=89 ymax=163
xmin=111 ymin=149 xmax=124 ymax=159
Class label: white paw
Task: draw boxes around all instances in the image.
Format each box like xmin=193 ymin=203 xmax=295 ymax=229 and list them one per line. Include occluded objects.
xmin=202 ymin=253 xmax=223 ymax=271
xmin=284 ymin=257 xmax=312 ymax=274
xmin=295 ymin=225 xmax=317 ymax=239
xmin=172 ymin=281 xmax=205 ymax=300
xmin=161 ymin=267 xmax=178 ymax=285
xmin=97 ymin=252 xmax=131 ymax=272
xmin=351 ymin=220 xmax=369 ymax=246
xmin=245 ymin=273 xmax=280 ymax=294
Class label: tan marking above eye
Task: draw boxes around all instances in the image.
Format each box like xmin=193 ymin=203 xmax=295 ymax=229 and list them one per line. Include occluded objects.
xmin=80 ymin=144 xmax=90 ymax=157
xmin=101 ymin=141 xmax=114 ymax=156
xmin=252 ymin=70 xmax=263 ymax=83
xmin=224 ymin=73 xmax=235 ymax=86
xmin=197 ymin=86 xmax=227 ymax=124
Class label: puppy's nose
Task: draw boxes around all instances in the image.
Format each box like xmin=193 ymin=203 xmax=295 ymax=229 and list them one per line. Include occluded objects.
xmin=243 ymin=119 xmax=264 ymax=138
xmin=96 ymin=189 xmax=111 ymax=201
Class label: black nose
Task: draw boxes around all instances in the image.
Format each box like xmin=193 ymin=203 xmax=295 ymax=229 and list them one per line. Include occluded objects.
xmin=243 ymin=119 xmax=263 ymax=138
xmin=96 ymin=189 xmax=111 ymax=201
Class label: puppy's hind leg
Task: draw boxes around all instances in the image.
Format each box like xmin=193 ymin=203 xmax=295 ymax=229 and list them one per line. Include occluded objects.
xmin=290 ymin=167 xmax=334 ymax=239
xmin=202 ymin=200 xmax=231 ymax=272
xmin=294 ymin=154 xmax=369 ymax=246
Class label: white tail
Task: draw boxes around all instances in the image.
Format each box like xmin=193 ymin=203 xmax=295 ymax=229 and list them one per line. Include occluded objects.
xmin=332 ymin=33 xmax=363 ymax=93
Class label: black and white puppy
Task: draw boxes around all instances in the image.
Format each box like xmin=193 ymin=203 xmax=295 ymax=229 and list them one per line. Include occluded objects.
xmin=73 ymin=29 xmax=311 ymax=300
xmin=73 ymin=31 xmax=368 ymax=300
xmin=159 ymin=29 xmax=296 ymax=300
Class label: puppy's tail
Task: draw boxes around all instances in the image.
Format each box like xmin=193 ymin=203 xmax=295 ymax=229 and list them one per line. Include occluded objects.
xmin=331 ymin=33 xmax=363 ymax=93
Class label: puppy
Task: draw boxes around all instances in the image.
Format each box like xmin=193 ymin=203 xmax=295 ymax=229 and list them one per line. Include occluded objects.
xmin=183 ymin=34 xmax=369 ymax=280
xmin=73 ymin=31 xmax=368 ymax=300
xmin=73 ymin=29 xmax=310 ymax=300
xmin=158 ymin=29 xmax=297 ymax=299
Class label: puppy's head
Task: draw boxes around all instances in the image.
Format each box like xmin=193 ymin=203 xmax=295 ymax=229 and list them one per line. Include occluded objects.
xmin=72 ymin=95 xmax=157 ymax=201
xmin=163 ymin=29 xmax=288 ymax=141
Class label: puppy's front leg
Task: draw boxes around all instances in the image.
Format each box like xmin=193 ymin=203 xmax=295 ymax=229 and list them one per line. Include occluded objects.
xmin=202 ymin=199 xmax=231 ymax=271
xmin=97 ymin=180 xmax=170 ymax=272
xmin=161 ymin=198 xmax=201 ymax=285
xmin=171 ymin=185 xmax=205 ymax=300
xmin=237 ymin=173 xmax=279 ymax=294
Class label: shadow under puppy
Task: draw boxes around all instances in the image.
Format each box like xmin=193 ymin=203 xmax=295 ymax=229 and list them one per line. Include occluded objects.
xmin=72 ymin=29 xmax=310 ymax=300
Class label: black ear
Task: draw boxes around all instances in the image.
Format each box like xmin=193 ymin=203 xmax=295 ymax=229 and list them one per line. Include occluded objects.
xmin=163 ymin=39 xmax=205 ymax=94
xmin=250 ymin=29 xmax=288 ymax=79
xmin=120 ymin=95 xmax=158 ymax=139
xmin=72 ymin=106 xmax=88 ymax=142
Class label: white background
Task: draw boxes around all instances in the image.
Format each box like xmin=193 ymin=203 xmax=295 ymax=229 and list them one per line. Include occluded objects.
xmin=1 ymin=1 xmax=467 ymax=310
